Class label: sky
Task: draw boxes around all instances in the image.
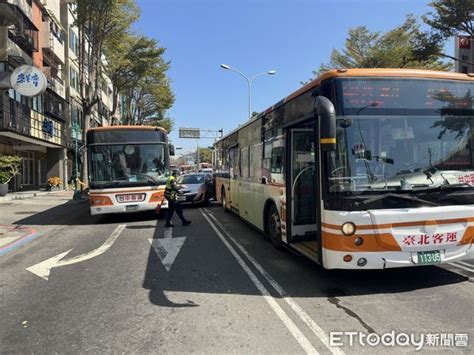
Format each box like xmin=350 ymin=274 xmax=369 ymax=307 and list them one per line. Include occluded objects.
xmin=134 ymin=0 xmax=452 ymax=157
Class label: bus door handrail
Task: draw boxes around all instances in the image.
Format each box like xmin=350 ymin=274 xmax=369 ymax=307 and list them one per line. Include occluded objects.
xmin=291 ymin=164 xmax=315 ymax=224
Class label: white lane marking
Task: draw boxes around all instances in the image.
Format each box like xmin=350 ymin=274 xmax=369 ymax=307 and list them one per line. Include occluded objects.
xmin=450 ymin=262 xmax=474 ymax=273
xmin=149 ymin=227 xmax=186 ymax=271
xmin=203 ymin=208 xmax=345 ymax=355
xmin=200 ymin=210 xmax=318 ymax=355
xmin=455 ymin=260 xmax=474 ymax=270
xmin=27 ymin=224 xmax=126 ymax=280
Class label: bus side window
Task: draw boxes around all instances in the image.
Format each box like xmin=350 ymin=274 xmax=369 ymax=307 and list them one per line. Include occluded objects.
xmin=271 ymin=147 xmax=283 ymax=173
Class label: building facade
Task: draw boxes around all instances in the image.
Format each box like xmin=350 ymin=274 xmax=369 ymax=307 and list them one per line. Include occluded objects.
xmin=0 ymin=0 xmax=117 ymax=192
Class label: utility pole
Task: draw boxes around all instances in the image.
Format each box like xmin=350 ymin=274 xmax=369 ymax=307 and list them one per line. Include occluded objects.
xmin=196 ymin=140 xmax=200 ymax=169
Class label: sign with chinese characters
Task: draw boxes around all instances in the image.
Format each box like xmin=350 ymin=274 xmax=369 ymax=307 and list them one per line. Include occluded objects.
xmin=402 ymin=232 xmax=458 ymax=246
xmin=179 ymin=127 xmax=200 ymax=139
xmin=42 ymin=119 xmax=54 ymax=137
xmin=457 ymin=173 xmax=474 ymax=185
xmin=10 ymin=65 xmax=47 ymax=97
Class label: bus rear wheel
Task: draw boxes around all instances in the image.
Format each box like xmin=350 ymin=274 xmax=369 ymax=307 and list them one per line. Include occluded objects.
xmin=221 ymin=188 xmax=229 ymax=213
xmin=266 ymin=204 xmax=283 ymax=249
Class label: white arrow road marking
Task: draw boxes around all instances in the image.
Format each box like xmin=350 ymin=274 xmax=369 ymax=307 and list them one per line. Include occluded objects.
xmin=26 ymin=224 xmax=126 ymax=280
xmin=149 ymin=227 xmax=186 ymax=271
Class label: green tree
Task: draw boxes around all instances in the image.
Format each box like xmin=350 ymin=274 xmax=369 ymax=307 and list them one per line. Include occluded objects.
xmin=104 ymin=32 xmax=174 ymax=129
xmin=418 ymin=0 xmax=474 ymax=67
xmin=423 ymin=0 xmax=474 ymax=38
xmin=197 ymin=148 xmax=212 ymax=164
xmin=75 ymin=0 xmax=139 ymax=182
xmin=309 ymin=16 xmax=450 ymax=80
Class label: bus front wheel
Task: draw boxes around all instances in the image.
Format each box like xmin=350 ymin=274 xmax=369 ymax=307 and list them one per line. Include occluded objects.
xmin=266 ymin=204 xmax=283 ymax=249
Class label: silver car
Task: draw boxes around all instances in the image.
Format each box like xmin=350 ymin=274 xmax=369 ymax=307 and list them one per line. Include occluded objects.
xmin=176 ymin=173 xmax=214 ymax=205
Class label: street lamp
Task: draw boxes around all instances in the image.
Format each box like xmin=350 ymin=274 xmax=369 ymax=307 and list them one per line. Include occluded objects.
xmin=220 ymin=64 xmax=276 ymax=119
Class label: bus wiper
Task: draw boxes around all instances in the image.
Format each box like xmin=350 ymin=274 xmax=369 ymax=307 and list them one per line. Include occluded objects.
xmin=355 ymin=193 xmax=439 ymax=207
xmin=415 ymin=183 xmax=474 ymax=192
xmin=142 ymin=174 xmax=160 ymax=185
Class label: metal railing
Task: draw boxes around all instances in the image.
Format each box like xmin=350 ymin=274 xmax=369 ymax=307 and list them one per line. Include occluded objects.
xmin=0 ymin=97 xmax=66 ymax=147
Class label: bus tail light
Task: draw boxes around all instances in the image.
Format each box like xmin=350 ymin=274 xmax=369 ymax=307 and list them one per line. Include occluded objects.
xmin=343 ymin=254 xmax=352 ymax=262
xmin=90 ymin=195 xmax=113 ymax=206
xmin=354 ymin=237 xmax=364 ymax=246
xmin=149 ymin=192 xmax=164 ymax=203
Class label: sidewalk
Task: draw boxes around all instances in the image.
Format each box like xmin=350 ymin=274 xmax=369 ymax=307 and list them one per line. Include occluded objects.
xmin=0 ymin=189 xmax=87 ymax=256
xmin=0 ymin=189 xmax=68 ymax=202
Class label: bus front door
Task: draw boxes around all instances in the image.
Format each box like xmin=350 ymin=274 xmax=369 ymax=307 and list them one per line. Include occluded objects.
xmin=289 ymin=128 xmax=318 ymax=239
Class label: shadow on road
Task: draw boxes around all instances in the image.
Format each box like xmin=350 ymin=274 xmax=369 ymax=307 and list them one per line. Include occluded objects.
xmin=141 ymin=205 xmax=469 ymax=308
xmin=13 ymin=199 xmax=163 ymax=226
xmin=14 ymin=196 xmax=468 ymax=305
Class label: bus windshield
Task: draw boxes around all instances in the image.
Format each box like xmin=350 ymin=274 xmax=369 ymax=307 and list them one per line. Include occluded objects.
xmin=327 ymin=78 xmax=474 ymax=193
xmin=89 ymin=143 xmax=170 ymax=188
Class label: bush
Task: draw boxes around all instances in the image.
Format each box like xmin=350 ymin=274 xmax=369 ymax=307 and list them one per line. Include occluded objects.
xmin=0 ymin=171 xmax=10 ymax=184
xmin=0 ymin=155 xmax=22 ymax=184
xmin=47 ymin=176 xmax=62 ymax=187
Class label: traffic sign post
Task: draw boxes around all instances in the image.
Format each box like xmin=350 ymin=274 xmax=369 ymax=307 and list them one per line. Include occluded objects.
xmin=178 ymin=128 xmax=223 ymax=169
xmin=455 ymin=35 xmax=474 ymax=73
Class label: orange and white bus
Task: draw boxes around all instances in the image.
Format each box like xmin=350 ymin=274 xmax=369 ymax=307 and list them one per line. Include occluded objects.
xmin=214 ymin=68 xmax=474 ymax=269
xmin=86 ymin=125 xmax=173 ymax=215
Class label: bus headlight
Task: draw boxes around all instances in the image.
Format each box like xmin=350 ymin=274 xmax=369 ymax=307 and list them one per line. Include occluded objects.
xmin=90 ymin=195 xmax=113 ymax=206
xmin=341 ymin=222 xmax=356 ymax=236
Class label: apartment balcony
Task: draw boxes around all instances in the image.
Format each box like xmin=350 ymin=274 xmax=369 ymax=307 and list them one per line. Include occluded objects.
xmin=41 ymin=21 xmax=65 ymax=64
xmin=1 ymin=1 xmax=38 ymax=56
xmin=0 ymin=1 xmax=33 ymax=26
xmin=43 ymin=90 xmax=67 ymax=122
xmin=0 ymin=95 xmax=65 ymax=147
xmin=8 ymin=26 xmax=38 ymax=56
xmin=42 ymin=67 xmax=66 ymax=100
xmin=39 ymin=0 xmax=61 ymax=24
xmin=6 ymin=38 xmax=33 ymax=65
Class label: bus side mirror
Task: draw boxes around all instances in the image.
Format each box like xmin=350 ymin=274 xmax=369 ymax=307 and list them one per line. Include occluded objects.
xmin=169 ymin=144 xmax=175 ymax=156
xmin=315 ymin=96 xmax=336 ymax=151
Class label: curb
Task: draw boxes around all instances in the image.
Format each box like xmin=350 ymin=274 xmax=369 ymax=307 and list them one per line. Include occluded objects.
xmin=0 ymin=190 xmax=68 ymax=202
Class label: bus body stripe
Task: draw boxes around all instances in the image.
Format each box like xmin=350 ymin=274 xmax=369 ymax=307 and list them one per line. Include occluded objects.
xmin=89 ymin=187 xmax=165 ymax=195
xmin=322 ymin=231 xmax=401 ymax=252
xmin=322 ymin=217 xmax=474 ymax=231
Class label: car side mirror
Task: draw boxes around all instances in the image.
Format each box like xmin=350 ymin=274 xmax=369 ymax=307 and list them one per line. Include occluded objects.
xmin=315 ymin=96 xmax=336 ymax=151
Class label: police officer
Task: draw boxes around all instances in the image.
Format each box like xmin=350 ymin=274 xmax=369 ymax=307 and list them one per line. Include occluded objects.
xmin=164 ymin=170 xmax=191 ymax=228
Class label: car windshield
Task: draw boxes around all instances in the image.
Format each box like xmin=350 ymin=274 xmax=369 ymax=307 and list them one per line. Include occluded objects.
xmin=89 ymin=143 xmax=170 ymax=187
xmin=178 ymin=174 xmax=207 ymax=184
xmin=328 ymin=78 xmax=474 ymax=194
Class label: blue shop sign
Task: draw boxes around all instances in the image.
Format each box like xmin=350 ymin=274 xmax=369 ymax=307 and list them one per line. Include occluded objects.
xmin=42 ymin=119 xmax=54 ymax=137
